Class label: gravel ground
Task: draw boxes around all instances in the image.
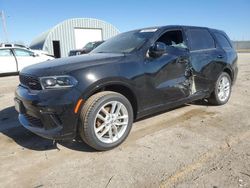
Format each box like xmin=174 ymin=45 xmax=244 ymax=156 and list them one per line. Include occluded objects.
xmin=0 ymin=53 xmax=250 ymax=188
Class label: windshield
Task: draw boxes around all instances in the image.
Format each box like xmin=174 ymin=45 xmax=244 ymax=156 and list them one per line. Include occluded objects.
xmin=91 ymin=30 xmax=156 ymax=54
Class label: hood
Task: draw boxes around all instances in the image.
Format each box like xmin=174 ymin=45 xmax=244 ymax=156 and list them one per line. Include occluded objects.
xmin=21 ymin=53 xmax=125 ymax=76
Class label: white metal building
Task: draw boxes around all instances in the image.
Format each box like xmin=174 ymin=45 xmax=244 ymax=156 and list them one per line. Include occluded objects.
xmin=30 ymin=18 xmax=119 ymax=58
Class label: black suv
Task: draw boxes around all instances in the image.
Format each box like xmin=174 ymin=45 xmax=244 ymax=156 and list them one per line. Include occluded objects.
xmin=15 ymin=26 xmax=238 ymax=150
xmin=68 ymin=41 xmax=104 ymax=56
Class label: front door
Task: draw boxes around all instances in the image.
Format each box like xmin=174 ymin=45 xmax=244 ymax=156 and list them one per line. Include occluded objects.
xmin=143 ymin=29 xmax=192 ymax=108
xmin=13 ymin=48 xmax=37 ymax=71
xmin=0 ymin=48 xmax=17 ymax=73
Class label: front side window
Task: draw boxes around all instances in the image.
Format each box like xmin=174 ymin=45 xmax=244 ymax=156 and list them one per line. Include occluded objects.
xmin=156 ymin=30 xmax=187 ymax=49
xmin=214 ymin=33 xmax=232 ymax=49
xmin=186 ymin=29 xmax=215 ymax=51
xmin=0 ymin=49 xmax=13 ymax=57
xmin=14 ymin=49 xmax=33 ymax=56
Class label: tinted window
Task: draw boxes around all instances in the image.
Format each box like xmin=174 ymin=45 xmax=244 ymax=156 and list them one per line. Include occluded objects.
xmin=14 ymin=49 xmax=33 ymax=56
xmin=84 ymin=42 xmax=94 ymax=49
xmin=215 ymin=33 xmax=232 ymax=49
xmin=94 ymin=41 xmax=104 ymax=48
xmin=187 ymin=29 xmax=215 ymax=51
xmin=0 ymin=49 xmax=13 ymax=56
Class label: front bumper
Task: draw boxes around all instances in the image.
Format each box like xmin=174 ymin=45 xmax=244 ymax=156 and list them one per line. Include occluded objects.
xmin=15 ymin=85 xmax=82 ymax=140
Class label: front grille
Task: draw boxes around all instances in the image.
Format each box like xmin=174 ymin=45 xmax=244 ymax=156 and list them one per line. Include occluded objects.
xmin=24 ymin=114 xmax=43 ymax=128
xmin=19 ymin=74 xmax=42 ymax=90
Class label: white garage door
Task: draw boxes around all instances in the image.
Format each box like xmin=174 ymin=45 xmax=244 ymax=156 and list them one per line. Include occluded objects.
xmin=74 ymin=28 xmax=102 ymax=49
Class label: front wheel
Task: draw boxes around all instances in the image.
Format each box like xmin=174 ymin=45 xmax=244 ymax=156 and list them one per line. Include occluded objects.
xmin=208 ymin=72 xmax=232 ymax=105
xmin=79 ymin=91 xmax=133 ymax=151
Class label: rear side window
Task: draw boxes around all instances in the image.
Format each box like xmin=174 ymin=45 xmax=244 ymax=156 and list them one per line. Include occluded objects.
xmin=214 ymin=33 xmax=232 ymax=49
xmin=14 ymin=49 xmax=33 ymax=56
xmin=186 ymin=29 xmax=215 ymax=51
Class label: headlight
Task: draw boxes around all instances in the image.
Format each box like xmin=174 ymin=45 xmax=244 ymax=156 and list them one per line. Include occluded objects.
xmin=40 ymin=75 xmax=78 ymax=89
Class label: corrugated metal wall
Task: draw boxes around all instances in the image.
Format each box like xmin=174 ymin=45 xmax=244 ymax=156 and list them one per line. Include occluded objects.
xmin=35 ymin=18 xmax=119 ymax=57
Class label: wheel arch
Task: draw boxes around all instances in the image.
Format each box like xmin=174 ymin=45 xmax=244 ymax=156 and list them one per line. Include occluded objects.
xmin=82 ymin=80 xmax=138 ymax=119
xmin=207 ymin=64 xmax=234 ymax=96
xmin=223 ymin=67 xmax=233 ymax=82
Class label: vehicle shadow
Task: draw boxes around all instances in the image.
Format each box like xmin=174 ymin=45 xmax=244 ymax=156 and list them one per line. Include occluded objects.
xmin=0 ymin=106 xmax=95 ymax=152
xmin=134 ymin=99 xmax=212 ymax=122
xmin=0 ymin=100 xmax=210 ymax=152
xmin=190 ymin=99 xmax=213 ymax=106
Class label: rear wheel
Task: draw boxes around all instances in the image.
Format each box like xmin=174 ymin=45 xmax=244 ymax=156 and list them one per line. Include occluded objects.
xmin=208 ymin=72 xmax=232 ymax=105
xmin=79 ymin=91 xmax=133 ymax=151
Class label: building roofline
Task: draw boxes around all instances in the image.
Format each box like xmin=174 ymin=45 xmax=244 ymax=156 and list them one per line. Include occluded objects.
xmin=30 ymin=18 xmax=120 ymax=48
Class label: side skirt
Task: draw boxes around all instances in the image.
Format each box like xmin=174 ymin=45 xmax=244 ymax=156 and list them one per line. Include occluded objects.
xmin=136 ymin=92 xmax=208 ymax=120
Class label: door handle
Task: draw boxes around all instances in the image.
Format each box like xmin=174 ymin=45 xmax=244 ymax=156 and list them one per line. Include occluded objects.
xmin=217 ymin=54 xmax=224 ymax=59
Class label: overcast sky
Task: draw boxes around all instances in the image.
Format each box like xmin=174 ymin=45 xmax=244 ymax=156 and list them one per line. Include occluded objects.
xmin=0 ymin=0 xmax=250 ymax=45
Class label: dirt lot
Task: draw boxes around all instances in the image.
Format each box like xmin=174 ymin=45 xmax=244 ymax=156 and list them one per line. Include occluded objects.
xmin=0 ymin=54 xmax=250 ymax=188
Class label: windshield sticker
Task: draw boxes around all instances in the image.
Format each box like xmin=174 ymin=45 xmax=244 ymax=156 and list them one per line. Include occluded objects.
xmin=140 ymin=28 xmax=158 ymax=33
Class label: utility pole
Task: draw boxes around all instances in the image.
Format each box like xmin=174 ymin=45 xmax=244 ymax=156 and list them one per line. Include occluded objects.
xmin=0 ymin=10 xmax=9 ymax=43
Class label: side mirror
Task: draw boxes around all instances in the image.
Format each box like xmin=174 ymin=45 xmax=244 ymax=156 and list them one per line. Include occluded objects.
xmin=148 ymin=42 xmax=167 ymax=58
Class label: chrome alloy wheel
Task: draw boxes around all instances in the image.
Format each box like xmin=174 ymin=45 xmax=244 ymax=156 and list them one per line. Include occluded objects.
xmin=94 ymin=101 xmax=129 ymax=144
xmin=217 ymin=75 xmax=230 ymax=102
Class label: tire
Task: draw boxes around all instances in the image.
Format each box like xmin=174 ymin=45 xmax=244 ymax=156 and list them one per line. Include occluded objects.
xmin=79 ymin=91 xmax=134 ymax=151
xmin=208 ymin=72 xmax=232 ymax=105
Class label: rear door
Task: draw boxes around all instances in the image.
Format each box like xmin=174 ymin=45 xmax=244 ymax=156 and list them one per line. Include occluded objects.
xmin=0 ymin=48 xmax=18 ymax=73
xmin=213 ymin=32 xmax=236 ymax=63
xmin=185 ymin=28 xmax=220 ymax=93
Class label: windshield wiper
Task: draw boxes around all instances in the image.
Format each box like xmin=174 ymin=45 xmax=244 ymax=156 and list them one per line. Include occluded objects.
xmin=95 ymin=51 xmax=128 ymax=56
xmin=96 ymin=51 xmax=109 ymax=53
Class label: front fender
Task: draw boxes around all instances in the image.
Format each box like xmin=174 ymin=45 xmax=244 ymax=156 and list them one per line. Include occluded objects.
xmin=80 ymin=77 xmax=137 ymax=99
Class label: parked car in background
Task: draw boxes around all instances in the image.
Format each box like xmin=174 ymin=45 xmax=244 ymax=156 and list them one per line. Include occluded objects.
xmin=68 ymin=41 xmax=104 ymax=56
xmin=0 ymin=47 xmax=54 ymax=75
xmin=15 ymin=25 xmax=238 ymax=151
